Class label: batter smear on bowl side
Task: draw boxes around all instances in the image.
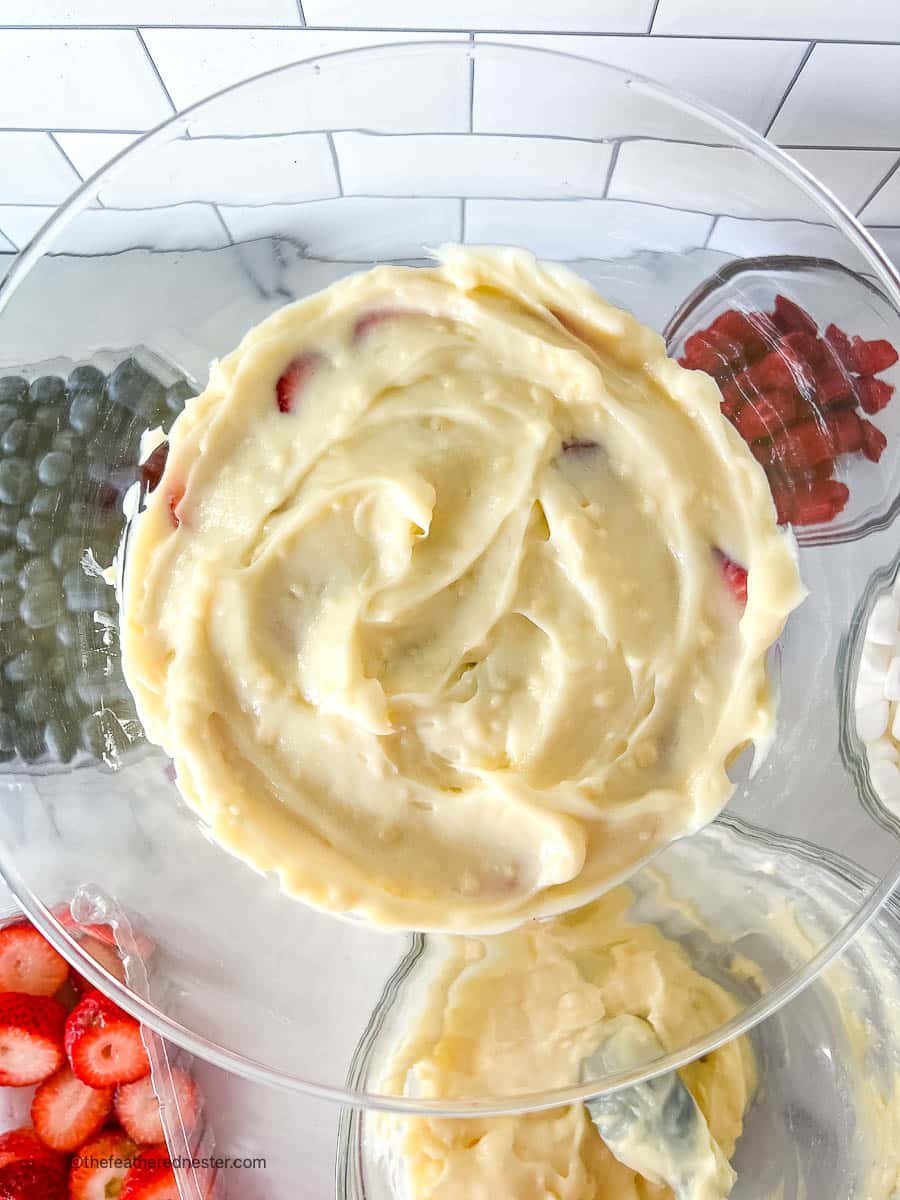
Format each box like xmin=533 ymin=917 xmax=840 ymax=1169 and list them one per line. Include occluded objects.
xmin=120 ymin=247 xmax=803 ymax=932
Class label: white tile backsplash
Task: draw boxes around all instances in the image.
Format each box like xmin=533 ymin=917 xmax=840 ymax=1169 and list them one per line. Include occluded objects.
xmin=54 ymin=133 xmax=142 ymax=179
xmin=0 ymin=0 xmax=300 ymax=23
xmin=707 ymin=216 xmax=871 ymax=271
xmin=769 ymin=44 xmax=900 ymax=148
xmin=787 ymin=149 xmax=900 ymax=215
xmin=474 ymin=35 xmax=808 ymax=137
xmin=335 ymin=133 xmax=613 ymax=198
xmin=861 ymin=167 xmax=900 ymax=226
xmin=0 ymin=202 xmax=229 ymax=253
xmin=870 ymin=227 xmax=900 ymax=271
xmin=0 ymin=132 xmax=81 ymax=203
xmin=653 ymin=0 xmax=900 ymax=41
xmin=0 ymin=30 xmax=173 ymax=131
xmin=303 ymin=0 xmax=655 ymax=32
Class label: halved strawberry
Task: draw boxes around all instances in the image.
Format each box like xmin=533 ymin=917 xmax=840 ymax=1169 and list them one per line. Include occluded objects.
xmin=115 ymin=1067 xmax=200 ymax=1146
xmin=65 ymin=991 xmax=150 ymax=1088
xmin=715 ymin=551 xmax=748 ymax=609
xmin=0 ymin=993 xmax=66 ymax=1086
xmin=31 ymin=1065 xmax=113 ymax=1153
xmin=275 ymin=350 xmax=323 ymax=413
xmin=71 ymin=937 xmax=127 ymax=993
xmin=772 ymin=294 xmax=818 ymax=336
xmin=0 ymin=1127 xmax=64 ymax=1172
xmin=0 ymin=923 xmax=69 ymax=997
xmin=121 ymin=1146 xmax=179 ymax=1200
xmin=69 ymin=1127 xmax=138 ymax=1200
xmin=0 ymin=1159 xmax=67 ymax=1200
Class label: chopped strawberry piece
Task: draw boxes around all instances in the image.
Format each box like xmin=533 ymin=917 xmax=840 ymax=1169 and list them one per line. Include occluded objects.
xmin=763 ymin=417 xmax=835 ymax=471
xmin=679 ymin=330 xmax=745 ymax=376
xmin=140 ymin=442 xmax=169 ymax=493
xmin=850 ymin=336 xmax=899 ymax=376
xmin=718 ymin=381 xmax=744 ymax=422
xmin=790 ymin=480 xmax=850 ymax=526
xmin=31 ymin=1066 xmax=113 ymax=1153
xmin=745 ymin=347 xmax=813 ymax=393
xmin=814 ymin=362 xmax=856 ymax=408
xmin=115 ymin=1067 xmax=200 ymax=1146
xmin=167 ymin=486 xmax=184 ymax=528
xmin=861 ymin=419 xmax=887 ymax=463
xmin=734 ymin=387 xmax=800 ymax=442
xmin=121 ymin=1145 xmax=179 ymax=1200
xmin=707 ymin=309 xmax=778 ymax=360
xmin=69 ymin=1128 xmax=138 ymax=1200
xmin=779 ymin=330 xmax=827 ymax=368
xmin=0 ymin=922 xmax=69 ymax=997
xmin=824 ymin=323 xmax=855 ymax=372
xmin=772 ymin=294 xmax=819 ymax=336
xmin=275 ymin=350 xmax=323 ymax=414
xmin=827 ymin=408 xmax=864 ymax=454
xmin=0 ymin=1128 xmax=64 ymax=1173
xmin=715 ymin=550 xmax=748 ymax=609
xmin=65 ymin=991 xmax=150 ymax=1088
xmin=352 ymin=309 xmax=421 ymax=343
xmin=857 ymin=376 xmax=895 ymax=415
xmin=0 ymin=993 xmax=66 ymax=1087
xmin=0 ymin=1159 xmax=66 ymax=1200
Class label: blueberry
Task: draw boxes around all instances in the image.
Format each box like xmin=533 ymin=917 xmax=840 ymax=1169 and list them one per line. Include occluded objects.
xmin=37 ymin=450 xmax=73 ymax=488
xmin=29 ymin=488 xmax=66 ymax=519
xmin=29 ymin=407 xmax=63 ymax=451
xmin=16 ymin=686 xmax=52 ymax=725
xmin=107 ymin=358 xmax=164 ymax=416
xmin=4 ymin=647 xmax=44 ymax=683
xmin=15 ymin=725 xmax=46 ymax=763
xmin=67 ymin=364 xmax=105 ymax=394
xmin=0 ymin=459 xmax=33 ymax=505
xmin=55 ymin=616 xmax=79 ymax=648
xmin=16 ymin=516 xmax=51 ymax=554
xmin=0 ymin=405 xmax=19 ymax=435
xmin=1 ymin=420 xmax=29 ymax=457
xmin=0 ymin=377 xmax=28 ymax=405
xmin=68 ymin=392 xmax=100 ymax=436
xmin=165 ymin=378 xmax=196 ymax=415
xmin=29 ymin=376 xmax=66 ymax=407
xmin=51 ymin=431 xmax=81 ymax=457
xmin=20 ymin=579 xmax=64 ymax=630
xmin=17 ymin=558 xmax=55 ymax=590
xmin=44 ymin=717 xmax=77 ymax=763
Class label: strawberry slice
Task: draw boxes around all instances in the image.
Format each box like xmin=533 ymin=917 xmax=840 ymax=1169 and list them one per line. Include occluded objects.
xmin=733 ymin=388 xmax=799 ymax=442
xmin=779 ymin=330 xmax=827 ymax=368
xmin=31 ymin=1066 xmax=113 ymax=1153
xmin=715 ymin=551 xmax=748 ymax=609
xmin=849 ymin=336 xmax=898 ymax=376
xmin=0 ymin=1128 xmax=65 ymax=1172
xmin=679 ymin=330 xmax=745 ymax=377
xmin=857 ymin=376 xmax=895 ymax=415
xmin=115 ymin=1067 xmax=200 ymax=1146
xmin=861 ymin=419 xmax=887 ymax=463
xmin=275 ymin=350 xmax=323 ymax=413
xmin=65 ymin=991 xmax=150 ymax=1088
xmin=0 ymin=1159 xmax=67 ymax=1200
xmin=827 ymin=408 xmax=864 ymax=454
xmin=0 ymin=923 xmax=69 ymax=997
xmin=121 ymin=1145 xmax=179 ymax=1200
xmin=69 ymin=1128 xmax=138 ymax=1200
xmin=71 ymin=937 xmax=127 ymax=994
xmin=352 ymin=309 xmax=421 ymax=343
xmin=772 ymin=294 xmax=818 ymax=336
xmin=788 ymin=479 xmax=850 ymax=526
xmin=0 ymin=993 xmax=65 ymax=1086
xmin=707 ymin=309 xmax=778 ymax=361
xmin=824 ymin=323 xmax=855 ymax=372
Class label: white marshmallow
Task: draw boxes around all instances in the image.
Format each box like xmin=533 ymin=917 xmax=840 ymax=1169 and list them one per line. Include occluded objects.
xmin=867 ymin=594 xmax=900 ymax=645
xmin=857 ymin=700 xmax=890 ymax=743
xmin=885 ymin=656 xmax=900 ymax=702
xmin=870 ymin=759 xmax=900 ymax=807
xmin=859 ymin=640 xmax=893 ymax=685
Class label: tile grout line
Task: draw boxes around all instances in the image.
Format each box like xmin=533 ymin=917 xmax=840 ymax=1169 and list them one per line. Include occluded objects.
xmin=46 ymin=131 xmax=84 ymax=182
xmin=212 ymin=204 xmax=236 ymax=245
xmin=602 ymin=141 xmax=622 ymax=197
xmin=855 ymin=154 xmax=900 ymax=219
xmin=647 ymin=0 xmax=663 ymax=34
xmin=703 ymin=215 xmax=719 ymax=249
xmin=764 ymin=40 xmax=816 ymax=138
xmin=135 ymin=28 xmax=178 ymax=115
xmin=459 ymin=196 xmax=466 ymax=243
xmin=468 ymin=31 xmax=475 ymax=133
xmin=295 ymin=0 xmax=307 ymax=27
xmin=326 ymin=132 xmax=344 ymax=196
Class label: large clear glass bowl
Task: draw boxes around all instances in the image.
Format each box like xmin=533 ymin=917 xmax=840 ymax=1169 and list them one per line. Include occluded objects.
xmin=0 ymin=40 xmax=899 ymax=1110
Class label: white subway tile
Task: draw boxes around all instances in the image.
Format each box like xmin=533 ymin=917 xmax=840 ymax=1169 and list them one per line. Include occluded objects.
xmin=0 ymin=0 xmax=299 ymax=23
xmin=0 ymin=203 xmax=228 ymax=253
xmin=609 ymin=141 xmax=900 ymax=221
xmin=861 ymin=165 xmax=900 ymax=226
xmin=464 ymin=197 xmax=712 ymax=260
xmin=707 ymin=216 xmax=871 ymax=273
xmin=142 ymin=30 xmax=468 ymax=135
xmin=0 ymin=31 xmax=173 ymax=131
xmin=334 ymin=133 xmax=612 ymax=199
xmin=0 ymin=133 xmax=80 ymax=204
xmin=769 ymin=44 xmax=900 ymax=148
xmin=53 ymin=133 xmax=142 ymax=179
xmin=653 ymin=0 xmax=900 ymax=40
xmin=473 ymin=35 xmax=807 ymax=139
xmin=0 ymin=232 xmax=15 ymax=254
xmin=303 ymin=0 xmax=654 ymax=32
xmin=788 ymin=149 xmax=900 ymax=215
xmin=219 ymin=196 xmax=460 ymax=259
xmin=94 ymin=134 xmax=337 ymax=207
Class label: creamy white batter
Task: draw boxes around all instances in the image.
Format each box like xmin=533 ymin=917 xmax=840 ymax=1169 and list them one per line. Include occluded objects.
xmin=121 ymin=246 xmax=803 ymax=932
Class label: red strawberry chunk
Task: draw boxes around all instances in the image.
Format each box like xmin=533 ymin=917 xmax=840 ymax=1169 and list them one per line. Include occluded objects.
xmin=772 ymin=294 xmax=818 ymax=336
xmin=744 ymin=347 xmax=813 ymax=394
xmin=0 ymin=993 xmax=65 ymax=1087
xmin=707 ymin=309 xmax=778 ymax=360
xmin=0 ymin=1128 xmax=64 ymax=1173
xmin=0 ymin=922 xmax=69 ymax=997
xmin=65 ymin=991 xmax=150 ymax=1088
xmin=850 ymin=336 xmax=899 ymax=376
xmin=779 ymin=330 xmax=827 ymax=369
xmin=139 ymin=442 xmax=169 ymax=493
xmin=861 ymin=419 xmax=887 ymax=463
xmin=121 ymin=1145 xmax=179 ymax=1200
xmin=69 ymin=1128 xmax=138 ymax=1200
xmin=275 ymin=350 xmax=324 ymax=413
xmin=790 ymin=479 xmax=850 ymax=526
xmin=352 ymin=308 xmax=422 ymax=343
xmin=828 ymin=408 xmax=864 ymax=455
xmin=679 ymin=330 xmax=745 ymax=376
xmin=715 ymin=550 xmax=748 ymax=609
xmin=31 ymin=1066 xmax=113 ymax=1153
xmin=115 ymin=1067 xmax=200 ymax=1146
xmin=733 ymin=387 xmax=799 ymax=442
xmin=763 ymin=418 xmax=834 ymax=470
xmin=0 ymin=1159 xmax=66 ymax=1200
xmin=167 ymin=486 xmax=184 ymax=528
xmin=814 ymin=362 xmax=856 ymax=408
xmin=857 ymin=376 xmax=895 ymax=415
xmin=824 ymin=323 xmax=855 ymax=372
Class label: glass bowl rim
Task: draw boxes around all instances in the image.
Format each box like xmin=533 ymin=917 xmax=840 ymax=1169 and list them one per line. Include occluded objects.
xmin=0 ymin=37 xmax=899 ymax=1111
